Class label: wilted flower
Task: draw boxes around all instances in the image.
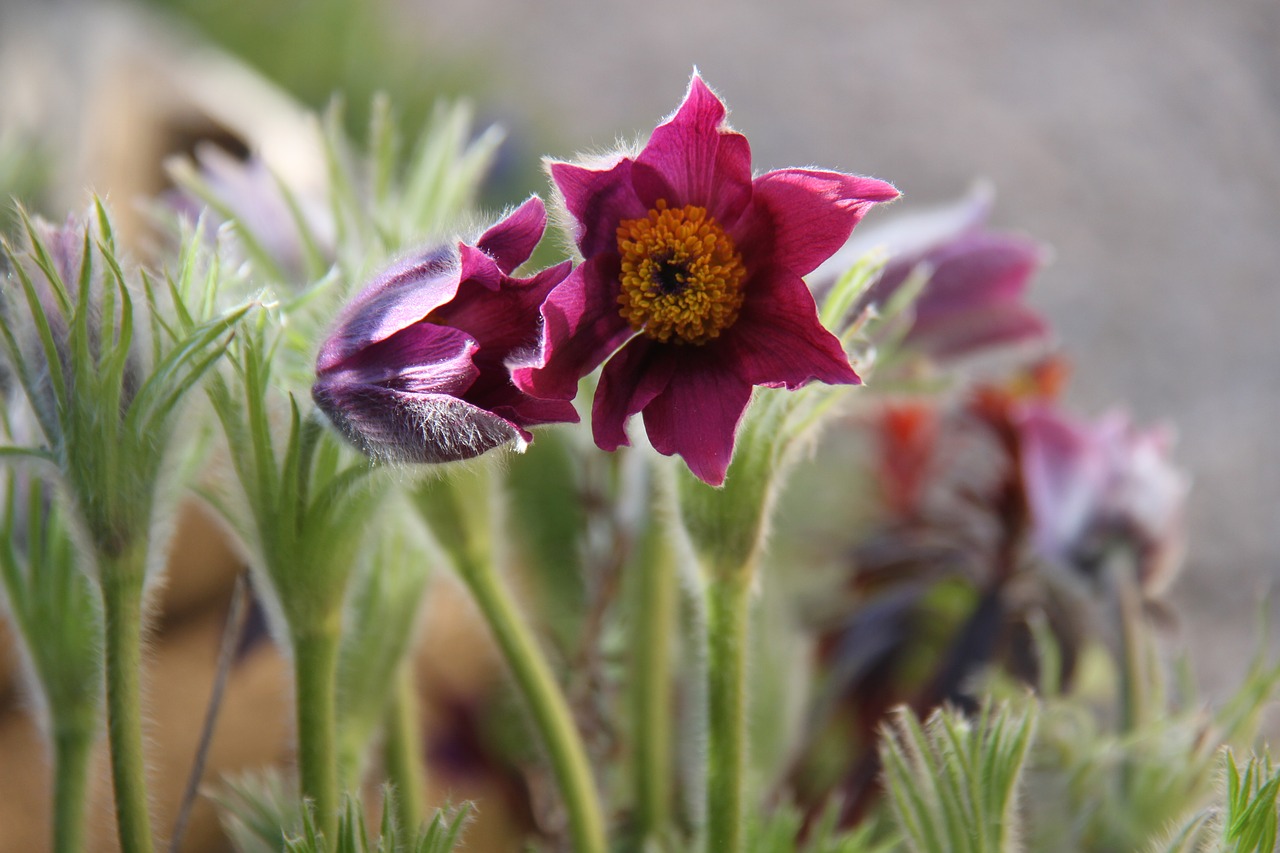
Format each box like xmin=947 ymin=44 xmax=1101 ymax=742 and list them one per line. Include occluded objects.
xmin=830 ymin=187 xmax=1049 ymax=363
xmin=512 ymin=74 xmax=897 ymax=485
xmin=313 ymin=197 xmax=577 ymax=464
xmin=1016 ymin=405 xmax=1188 ymax=593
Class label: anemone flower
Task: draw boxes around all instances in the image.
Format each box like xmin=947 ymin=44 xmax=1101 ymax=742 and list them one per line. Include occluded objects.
xmin=1016 ymin=405 xmax=1188 ymax=593
xmin=313 ymin=197 xmax=576 ymax=464
xmin=512 ymin=74 xmax=898 ymax=485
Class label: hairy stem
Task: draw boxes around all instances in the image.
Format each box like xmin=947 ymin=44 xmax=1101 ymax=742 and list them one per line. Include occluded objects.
xmin=50 ymin=715 xmax=96 ymax=853
xmin=456 ymin=556 xmax=606 ymax=853
xmin=293 ymin=626 xmax=341 ymax=840
xmin=632 ymin=533 xmax=676 ymax=839
xmin=705 ymin=570 xmax=753 ymax=853
xmin=100 ymin=558 xmax=154 ymax=853
xmin=383 ymin=665 xmax=427 ymax=833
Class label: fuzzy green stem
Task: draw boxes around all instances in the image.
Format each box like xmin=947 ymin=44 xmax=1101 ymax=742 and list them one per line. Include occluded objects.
xmin=705 ymin=570 xmax=753 ymax=853
xmin=101 ymin=562 xmax=154 ymax=853
xmin=632 ymin=535 xmax=676 ymax=839
xmin=384 ymin=666 xmax=427 ymax=833
xmin=456 ymin=556 xmax=606 ymax=853
xmin=50 ymin=716 xmax=96 ymax=853
xmin=293 ymin=627 xmax=342 ymax=840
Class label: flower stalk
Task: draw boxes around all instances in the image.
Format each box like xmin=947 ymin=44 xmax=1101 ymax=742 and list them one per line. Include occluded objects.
xmin=704 ymin=567 xmax=754 ymax=853
xmin=414 ymin=470 xmax=606 ymax=853
xmin=383 ymin=666 xmax=428 ymax=833
xmin=631 ymin=522 xmax=677 ymax=839
xmin=453 ymin=550 xmax=606 ymax=853
xmin=292 ymin=623 xmax=343 ymax=838
xmin=99 ymin=543 xmax=154 ymax=853
xmin=50 ymin=711 xmax=96 ymax=853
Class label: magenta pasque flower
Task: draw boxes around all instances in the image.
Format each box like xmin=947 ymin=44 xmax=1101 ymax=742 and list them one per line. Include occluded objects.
xmin=313 ymin=197 xmax=577 ymax=463
xmin=512 ymin=74 xmax=898 ymax=485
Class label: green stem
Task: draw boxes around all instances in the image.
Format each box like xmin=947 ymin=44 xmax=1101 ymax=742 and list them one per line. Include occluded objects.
xmin=457 ymin=556 xmax=607 ymax=853
xmin=705 ymin=570 xmax=753 ymax=853
xmin=50 ymin=717 xmax=96 ymax=853
xmin=293 ymin=627 xmax=341 ymax=840
xmin=1114 ymin=559 xmax=1147 ymax=735
xmin=101 ymin=562 xmax=155 ymax=853
xmin=632 ymin=532 xmax=675 ymax=839
xmin=383 ymin=666 xmax=427 ymax=833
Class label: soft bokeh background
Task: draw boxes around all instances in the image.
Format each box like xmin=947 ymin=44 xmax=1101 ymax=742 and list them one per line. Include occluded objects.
xmin=138 ymin=0 xmax=1280 ymax=696
xmin=0 ymin=0 xmax=1277 ymax=848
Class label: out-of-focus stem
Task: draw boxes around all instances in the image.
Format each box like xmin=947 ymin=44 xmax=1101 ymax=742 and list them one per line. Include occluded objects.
xmin=383 ymin=665 xmax=427 ymax=832
xmin=632 ymin=530 xmax=676 ymax=840
xmin=704 ymin=569 xmax=753 ymax=853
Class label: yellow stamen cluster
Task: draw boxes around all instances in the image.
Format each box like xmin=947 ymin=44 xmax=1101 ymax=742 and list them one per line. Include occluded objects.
xmin=616 ymin=200 xmax=747 ymax=345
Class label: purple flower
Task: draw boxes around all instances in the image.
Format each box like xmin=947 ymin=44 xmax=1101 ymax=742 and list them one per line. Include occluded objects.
xmin=312 ymin=197 xmax=577 ymax=463
xmin=1016 ymin=404 xmax=1188 ymax=593
xmin=831 ymin=187 xmax=1049 ymax=362
xmin=512 ymin=74 xmax=898 ymax=485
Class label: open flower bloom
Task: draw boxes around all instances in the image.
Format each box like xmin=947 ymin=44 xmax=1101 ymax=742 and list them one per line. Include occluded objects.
xmin=511 ymin=74 xmax=898 ymax=485
xmin=1016 ymin=404 xmax=1189 ymax=594
xmin=826 ymin=186 xmax=1049 ymax=362
xmin=313 ymin=197 xmax=577 ymax=464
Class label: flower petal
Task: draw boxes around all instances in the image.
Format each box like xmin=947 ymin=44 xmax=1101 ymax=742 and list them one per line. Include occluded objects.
xmin=475 ymin=196 xmax=547 ymax=274
xmin=725 ymin=268 xmax=860 ymax=389
xmin=434 ymin=261 xmax=572 ymax=356
xmin=549 ymin=157 xmax=647 ymax=258
xmin=591 ymin=337 xmax=678 ymax=452
xmin=744 ymin=168 xmax=899 ymax=277
xmin=907 ymin=303 xmax=1049 ymax=360
xmin=911 ymin=233 xmax=1043 ymax=322
xmin=311 ymin=381 xmax=523 ymax=464
xmin=641 ymin=348 xmax=754 ymax=486
xmin=316 ymin=246 xmax=458 ymax=372
xmin=510 ymin=256 xmax=633 ymax=401
xmin=332 ymin=323 xmax=479 ymax=395
xmin=631 ymin=74 xmax=754 ymax=227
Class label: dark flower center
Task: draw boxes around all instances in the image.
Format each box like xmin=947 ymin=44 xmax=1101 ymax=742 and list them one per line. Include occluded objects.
xmin=615 ymin=200 xmax=746 ymax=345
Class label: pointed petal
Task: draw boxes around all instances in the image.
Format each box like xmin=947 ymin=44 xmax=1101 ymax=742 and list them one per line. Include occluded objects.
xmin=457 ymin=243 xmax=504 ymax=291
xmin=510 ymin=256 xmax=633 ymax=401
xmin=631 ymin=74 xmax=753 ymax=227
xmin=744 ymin=169 xmax=899 ymax=277
xmin=726 ymin=268 xmax=860 ymax=389
xmin=316 ymin=246 xmax=458 ymax=372
xmin=495 ymin=395 xmax=581 ymax=429
xmin=549 ymin=157 xmax=647 ymax=258
xmin=590 ymin=337 xmax=677 ymax=452
xmin=475 ymin=196 xmax=547 ymax=274
xmin=641 ymin=349 xmax=754 ymax=486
